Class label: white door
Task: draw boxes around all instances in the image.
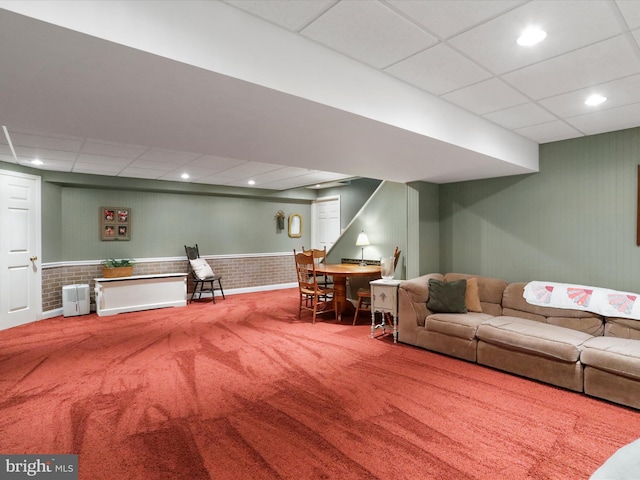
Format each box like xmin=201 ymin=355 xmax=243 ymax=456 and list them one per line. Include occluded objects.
xmin=312 ymin=196 xmax=340 ymax=251
xmin=0 ymin=170 xmax=42 ymax=330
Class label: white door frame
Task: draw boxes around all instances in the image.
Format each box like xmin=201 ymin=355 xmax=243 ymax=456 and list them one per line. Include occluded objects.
xmin=0 ymin=168 xmax=42 ymax=329
xmin=311 ymin=195 xmax=340 ymax=252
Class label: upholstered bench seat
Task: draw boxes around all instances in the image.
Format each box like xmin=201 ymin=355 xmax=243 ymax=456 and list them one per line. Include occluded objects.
xmin=426 ymin=312 xmax=494 ymax=340
xmin=476 ymin=316 xmax=594 ymax=391
xmin=582 ymin=336 xmax=640 ymax=381
xmin=421 ymin=312 xmax=493 ymax=362
xmin=581 ymin=336 xmax=640 ymax=409
xmin=477 ymin=316 xmax=593 ymax=362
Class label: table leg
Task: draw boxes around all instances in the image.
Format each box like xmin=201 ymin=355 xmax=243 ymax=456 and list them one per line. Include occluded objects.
xmin=332 ymin=274 xmax=347 ymax=322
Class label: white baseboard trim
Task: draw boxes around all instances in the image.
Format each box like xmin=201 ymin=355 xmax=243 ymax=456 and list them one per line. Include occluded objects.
xmin=42 ymin=282 xmax=298 ymax=318
xmin=43 ymin=308 xmax=63 ymax=319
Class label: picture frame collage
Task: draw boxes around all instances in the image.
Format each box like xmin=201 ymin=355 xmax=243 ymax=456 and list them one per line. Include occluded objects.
xmin=101 ymin=206 xmax=131 ymax=241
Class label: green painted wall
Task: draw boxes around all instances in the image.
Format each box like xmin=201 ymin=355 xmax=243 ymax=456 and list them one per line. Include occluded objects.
xmin=323 ymin=178 xmax=381 ymax=230
xmin=416 ymin=181 xmax=440 ymax=275
xmin=329 ymin=181 xmax=408 ymax=278
xmin=59 ymin=187 xmax=312 ymax=260
xmin=0 ymin=160 xmax=377 ymax=262
xmin=439 ymin=127 xmax=640 ymax=292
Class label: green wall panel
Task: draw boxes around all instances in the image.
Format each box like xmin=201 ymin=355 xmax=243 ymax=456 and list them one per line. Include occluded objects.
xmin=440 ymin=127 xmax=640 ymax=292
xmin=59 ymin=187 xmax=311 ymax=260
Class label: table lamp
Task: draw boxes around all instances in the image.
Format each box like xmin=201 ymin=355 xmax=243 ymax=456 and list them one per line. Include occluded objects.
xmin=355 ymin=231 xmax=370 ymax=266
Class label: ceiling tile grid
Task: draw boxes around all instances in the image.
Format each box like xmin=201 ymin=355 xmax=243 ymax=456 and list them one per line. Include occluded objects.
xmin=2 ymin=1 xmax=640 ymax=188
xmin=228 ymin=0 xmax=640 ymax=144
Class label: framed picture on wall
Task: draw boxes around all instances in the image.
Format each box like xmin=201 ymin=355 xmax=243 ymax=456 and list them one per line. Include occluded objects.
xmin=101 ymin=206 xmax=131 ymax=241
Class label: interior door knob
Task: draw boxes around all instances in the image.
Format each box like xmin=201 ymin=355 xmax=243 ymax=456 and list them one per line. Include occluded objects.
xmin=30 ymin=256 xmax=38 ymax=262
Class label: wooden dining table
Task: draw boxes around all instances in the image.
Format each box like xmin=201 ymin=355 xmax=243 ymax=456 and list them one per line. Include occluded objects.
xmin=315 ymin=263 xmax=381 ymax=322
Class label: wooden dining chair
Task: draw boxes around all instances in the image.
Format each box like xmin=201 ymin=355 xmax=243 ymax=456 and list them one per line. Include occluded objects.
xmin=353 ymin=246 xmax=401 ymax=325
xmin=185 ymin=244 xmax=225 ymax=304
xmin=302 ymin=245 xmax=333 ymax=290
xmin=294 ymin=250 xmax=336 ymax=324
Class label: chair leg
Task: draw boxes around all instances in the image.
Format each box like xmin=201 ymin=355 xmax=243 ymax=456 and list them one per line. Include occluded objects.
xmin=353 ymin=297 xmax=363 ymax=325
xmin=211 ymin=280 xmax=216 ymax=304
xmin=217 ymin=279 xmax=225 ymax=299
xmin=312 ymin=297 xmax=318 ymax=324
xmin=190 ymin=280 xmax=201 ymax=303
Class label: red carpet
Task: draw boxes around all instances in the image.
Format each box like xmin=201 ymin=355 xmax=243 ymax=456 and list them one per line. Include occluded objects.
xmin=1 ymin=288 xmax=639 ymax=479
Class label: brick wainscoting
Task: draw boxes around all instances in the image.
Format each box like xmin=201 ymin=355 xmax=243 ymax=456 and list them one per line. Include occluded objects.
xmin=42 ymin=254 xmax=297 ymax=314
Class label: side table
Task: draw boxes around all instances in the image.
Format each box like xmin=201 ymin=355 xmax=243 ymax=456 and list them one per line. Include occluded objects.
xmin=370 ymin=279 xmax=401 ymax=343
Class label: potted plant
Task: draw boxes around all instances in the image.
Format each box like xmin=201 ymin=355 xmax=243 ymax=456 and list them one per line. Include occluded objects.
xmin=101 ymin=258 xmax=135 ymax=278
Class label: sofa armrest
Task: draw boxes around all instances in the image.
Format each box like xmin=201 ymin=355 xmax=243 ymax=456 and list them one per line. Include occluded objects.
xmin=398 ymin=273 xmax=443 ymax=345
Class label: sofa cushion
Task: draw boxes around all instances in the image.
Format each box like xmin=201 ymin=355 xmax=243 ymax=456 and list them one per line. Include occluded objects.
xmin=605 ymin=317 xmax=640 ymax=340
xmin=399 ymin=274 xmax=444 ymax=327
xmin=465 ymin=277 xmax=482 ymax=313
xmin=444 ymin=273 xmax=507 ymax=316
xmin=476 ymin=316 xmax=593 ymax=362
xmin=427 ymin=279 xmax=467 ymax=314
xmin=502 ymin=282 xmax=604 ymax=336
xmin=581 ymin=336 xmax=640 ymax=381
xmin=427 ymin=312 xmax=493 ymax=340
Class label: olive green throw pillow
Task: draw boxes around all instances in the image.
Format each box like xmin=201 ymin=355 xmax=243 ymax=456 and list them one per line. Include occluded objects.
xmin=427 ymin=279 xmax=468 ymax=314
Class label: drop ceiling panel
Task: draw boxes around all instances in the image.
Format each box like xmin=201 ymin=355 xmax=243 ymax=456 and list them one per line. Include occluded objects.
xmin=483 ymin=103 xmax=557 ymax=130
xmin=82 ymin=139 xmax=149 ymax=159
xmin=138 ymin=148 xmax=201 ymax=165
xmin=0 ymin=153 xmax=16 ymax=164
xmin=72 ymin=162 xmax=127 ymax=175
xmin=187 ymin=155 xmax=248 ymax=171
xmin=9 ymin=129 xmax=84 ymax=152
xmin=76 ymin=153 xmax=132 ymax=167
xmin=116 ymin=167 xmax=169 ymax=179
xmin=449 ymin=1 xmax=623 ymax=75
xmin=250 ymin=166 xmax=316 ymax=185
xmin=515 ymin=121 xmax=583 ymax=144
xmin=566 ymin=103 xmax=640 ymax=135
xmin=384 ymin=43 xmax=492 ymax=95
xmin=216 ymin=161 xmax=283 ymax=179
xmin=195 ymin=174 xmax=243 ymax=185
xmin=442 ymin=78 xmax=529 ymax=115
xmin=503 ymin=36 xmax=640 ymax=100
xmin=300 ymin=0 xmax=437 ymax=69
xmin=13 ymin=146 xmax=78 ymax=163
xmin=17 ymin=157 xmax=74 ymax=171
xmin=0 ymin=144 xmax=14 ymax=157
xmin=387 ymin=0 xmax=524 ymax=39
xmin=2 ymin=1 xmax=640 ymax=188
xmin=539 ymin=74 xmax=640 ymax=118
xmin=123 ymin=159 xmax=177 ymax=170
xmin=617 ymin=0 xmax=640 ymax=29
xmin=225 ymin=0 xmax=337 ymax=31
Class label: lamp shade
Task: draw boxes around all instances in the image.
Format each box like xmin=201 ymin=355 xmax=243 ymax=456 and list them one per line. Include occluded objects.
xmin=355 ymin=232 xmax=370 ymax=246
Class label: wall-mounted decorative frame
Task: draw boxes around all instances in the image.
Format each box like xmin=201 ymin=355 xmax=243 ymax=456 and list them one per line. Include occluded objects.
xmin=288 ymin=213 xmax=302 ymax=238
xmin=101 ymin=206 xmax=131 ymax=241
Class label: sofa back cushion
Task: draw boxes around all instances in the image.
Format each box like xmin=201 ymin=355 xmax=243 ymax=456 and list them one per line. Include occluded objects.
xmin=444 ymin=273 xmax=507 ymax=317
xmin=605 ymin=317 xmax=640 ymax=339
xmin=502 ymin=282 xmax=604 ymax=336
xmin=399 ymin=273 xmax=444 ymax=327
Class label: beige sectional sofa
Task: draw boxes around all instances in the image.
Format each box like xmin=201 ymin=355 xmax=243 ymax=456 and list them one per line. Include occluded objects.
xmin=398 ymin=273 xmax=640 ymax=410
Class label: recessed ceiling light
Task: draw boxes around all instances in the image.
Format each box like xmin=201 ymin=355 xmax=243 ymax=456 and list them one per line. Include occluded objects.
xmin=31 ymin=159 xmax=44 ymax=166
xmin=181 ymin=173 xmax=190 ymax=179
xmin=585 ymin=94 xmax=607 ymax=106
xmin=517 ymin=27 xmax=547 ymax=46
xmin=248 ymin=180 xmax=256 ymax=186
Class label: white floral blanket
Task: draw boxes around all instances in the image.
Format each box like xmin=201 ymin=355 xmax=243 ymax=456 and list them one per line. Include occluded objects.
xmin=523 ymin=281 xmax=640 ymax=321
